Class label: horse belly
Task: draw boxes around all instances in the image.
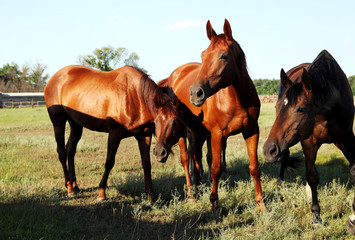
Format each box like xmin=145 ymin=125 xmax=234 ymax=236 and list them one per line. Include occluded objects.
xmin=63 ymin=106 xmax=109 ymax=132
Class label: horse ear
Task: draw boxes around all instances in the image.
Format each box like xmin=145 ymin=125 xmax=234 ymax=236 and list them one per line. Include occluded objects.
xmin=280 ymin=68 xmax=293 ymax=88
xmin=301 ymin=68 xmax=311 ymax=90
xmin=206 ymin=20 xmax=217 ymax=41
xmin=223 ymin=19 xmax=233 ymax=41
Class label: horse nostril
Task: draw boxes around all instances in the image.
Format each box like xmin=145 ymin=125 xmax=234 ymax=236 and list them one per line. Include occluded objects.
xmin=161 ymin=148 xmax=167 ymax=158
xmin=196 ymin=87 xmax=205 ymax=100
xmin=270 ymin=143 xmax=279 ymax=157
xmin=153 ymin=147 xmax=157 ymax=155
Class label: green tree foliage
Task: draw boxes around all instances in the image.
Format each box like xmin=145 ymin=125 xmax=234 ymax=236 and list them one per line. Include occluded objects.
xmin=78 ymin=46 xmax=142 ymax=71
xmin=253 ymin=79 xmax=280 ymax=95
xmin=0 ymin=62 xmax=49 ymax=92
xmin=348 ymin=75 xmax=355 ymax=95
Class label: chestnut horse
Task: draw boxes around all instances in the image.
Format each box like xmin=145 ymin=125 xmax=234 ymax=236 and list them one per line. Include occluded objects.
xmin=263 ymin=50 xmax=355 ymax=234
xmin=44 ymin=65 xmax=180 ymax=201
xmin=159 ymin=19 xmax=265 ymax=210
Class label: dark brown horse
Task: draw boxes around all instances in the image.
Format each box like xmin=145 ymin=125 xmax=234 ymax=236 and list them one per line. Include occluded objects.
xmin=263 ymin=50 xmax=355 ymax=234
xmin=44 ymin=65 xmax=180 ymax=201
xmin=159 ymin=19 xmax=265 ymax=211
xmin=276 ymin=63 xmax=311 ymax=184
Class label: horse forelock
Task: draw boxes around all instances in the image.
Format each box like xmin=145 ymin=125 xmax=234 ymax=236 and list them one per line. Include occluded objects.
xmin=284 ymin=83 xmax=304 ymax=106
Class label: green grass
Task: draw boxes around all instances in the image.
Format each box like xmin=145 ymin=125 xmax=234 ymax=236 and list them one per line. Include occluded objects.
xmin=0 ymin=105 xmax=354 ymax=239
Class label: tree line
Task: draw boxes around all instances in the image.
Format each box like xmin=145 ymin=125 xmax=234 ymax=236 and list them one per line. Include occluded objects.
xmin=1 ymin=46 xmax=354 ymax=95
xmin=254 ymin=76 xmax=355 ymax=95
xmin=0 ymin=46 xmax=141 ymax=93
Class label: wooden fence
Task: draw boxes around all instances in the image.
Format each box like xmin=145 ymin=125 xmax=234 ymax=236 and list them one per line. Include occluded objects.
xmin=0 ymin=92 xmax=45 ymax=108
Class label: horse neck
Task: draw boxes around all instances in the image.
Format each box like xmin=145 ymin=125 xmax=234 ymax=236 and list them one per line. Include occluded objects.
xmin=231 ymin=61 xmax=259 ymax=105
xmin=140 ymin=78 xmax=172 ymax=120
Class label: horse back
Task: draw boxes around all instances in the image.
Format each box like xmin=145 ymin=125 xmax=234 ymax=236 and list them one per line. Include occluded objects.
xmin=278 ymin=63 xmax=311 ymax=99
xmin=45 ymin=65 xmax=153 ymax=130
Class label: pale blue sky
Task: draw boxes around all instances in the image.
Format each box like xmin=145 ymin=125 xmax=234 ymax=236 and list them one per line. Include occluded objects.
xmin=1 ymin=0 xmax=354 ymax=81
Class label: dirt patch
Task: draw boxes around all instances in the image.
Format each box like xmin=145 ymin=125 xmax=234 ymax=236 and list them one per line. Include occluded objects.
xmin=259 ymin=95 xmax=278 ymax=103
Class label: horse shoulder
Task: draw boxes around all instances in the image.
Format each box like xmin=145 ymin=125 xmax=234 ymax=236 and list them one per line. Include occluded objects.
xmin=169 ymin=63 xmax=203 ymax=116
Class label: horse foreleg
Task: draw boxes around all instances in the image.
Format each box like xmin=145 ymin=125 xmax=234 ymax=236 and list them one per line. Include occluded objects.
xmin=207 ymin=137 xmax=226 ymax=182
xmin=178 ymin=137 xmax=195 ymax=199
xmin=209 ymin=132 xmax=223 ymax=210
xmin=136 ymin=135 xmax=155 ymax=202
xmin=97 ymin=129 xmax=122 ymax=201
xmin=243 ymin=130 xmax=266 ymax=212
xmin=192 ymin=136 xmax=205 ymax=186
xmin=301 ymin=138 xmax=321 ymax=225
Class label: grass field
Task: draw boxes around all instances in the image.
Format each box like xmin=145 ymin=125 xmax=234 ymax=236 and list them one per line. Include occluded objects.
xmin=0 ymin=104 xmax=354 ymax=239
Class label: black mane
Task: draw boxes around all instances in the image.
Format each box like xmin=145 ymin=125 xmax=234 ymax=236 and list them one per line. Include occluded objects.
xmin=280 ymin=50 xmax=352 ymax=110
xmin=307 ymin=50 xmax=350 ymax=107
xmin=135 ymin=66 xmax=172 ymax=115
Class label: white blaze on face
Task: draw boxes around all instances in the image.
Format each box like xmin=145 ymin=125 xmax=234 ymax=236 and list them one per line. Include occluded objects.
xmin=284 ymin=98 xmax=288 ymax=106
xmin=162 ymin=115 xmax=166 ymax=121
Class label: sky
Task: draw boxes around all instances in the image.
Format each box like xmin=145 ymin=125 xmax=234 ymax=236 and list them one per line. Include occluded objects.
xmin=1 ymin=0 xmax=354 ymax=82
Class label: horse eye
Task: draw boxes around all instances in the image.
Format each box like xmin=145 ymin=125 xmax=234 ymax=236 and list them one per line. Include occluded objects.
xmin=296 ymin=107 xmax=304 ymax=113
xmin=221 ymin=53 xmax=228 ymax=60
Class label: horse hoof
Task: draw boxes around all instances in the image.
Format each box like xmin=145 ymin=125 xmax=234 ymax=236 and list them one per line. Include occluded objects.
xmin=346 ymin=218 xmax=355 ymax=235
xmin=312 ymin=216 xmax=322 ymax=229
xmin=73 ymin=186 xmax=80 ymax=194
xmin=68 ymin=192 xmax=76 ymax=198
xmin=276 ymin=177 xmax=284 ymax=185
xmin=96 ymin=197 xmax=106 ymax=203
xmin=187 ymin=196 xmax=197 ymax=202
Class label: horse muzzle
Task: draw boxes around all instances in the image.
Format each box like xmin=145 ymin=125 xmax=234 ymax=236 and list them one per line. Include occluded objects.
xmin=153 ymin=146 xmax=168 ymax=163
xmin=189 ymin=82 xmax=211 ymax=107
xmin=263 ymin=141 xmax=282 ymax=163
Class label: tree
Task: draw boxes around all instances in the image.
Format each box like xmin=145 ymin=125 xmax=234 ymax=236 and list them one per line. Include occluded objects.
xmin=27 ymin=63 xmax=49 ymax=90
xmin=0 ymin=62 xmax=49 ymax=92
xmin=78 ymin=46 xmax=141 ymax=71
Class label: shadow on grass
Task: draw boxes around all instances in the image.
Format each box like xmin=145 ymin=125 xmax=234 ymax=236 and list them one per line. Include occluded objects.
xmin=2 ymin=148 xmax=353 ymax=239
xmin=0 ymin=195 xmax=226 ymax=239
xmin=260 ymin=149 xmax=352 ymax=188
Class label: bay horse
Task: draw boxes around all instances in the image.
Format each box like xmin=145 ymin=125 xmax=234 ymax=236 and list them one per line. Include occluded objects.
xmin=44 ymin=65 xmax=180 ymax=201
xmin=159 ymin=19 xmax=265 ymax=211
xmin=277 ymin=63 xmax=311 ymax=184
xmin=263 ymin=50 xmax=355 ymax=234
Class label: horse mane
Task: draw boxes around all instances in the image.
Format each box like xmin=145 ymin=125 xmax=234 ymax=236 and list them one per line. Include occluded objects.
xmin=229 ymin=38 xmax=259 ymax=104
xmin=307 ymin=50 xmax=348 ymax=107
xmin=282 ymin=50 xmax=350 ymax=108
xmin=135 ymin=67 xmax=172 ymax=115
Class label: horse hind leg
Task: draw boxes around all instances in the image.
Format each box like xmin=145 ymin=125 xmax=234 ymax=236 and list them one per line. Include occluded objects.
xmin=335 ymin=131 xmax=355 ymax=235
xmin=48 ymin=106 xmax=70 ymax=196
xmin=66 ymin=119 xmax=83 ymax=197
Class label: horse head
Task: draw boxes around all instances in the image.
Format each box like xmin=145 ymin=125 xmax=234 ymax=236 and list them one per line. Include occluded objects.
xmin=263 ymin=68 xmax=314 ymax=163
xmin=152 ymin=102 xmax=181 ymax=163
xmin=189 ymin=19 xmax=245 ymax=106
